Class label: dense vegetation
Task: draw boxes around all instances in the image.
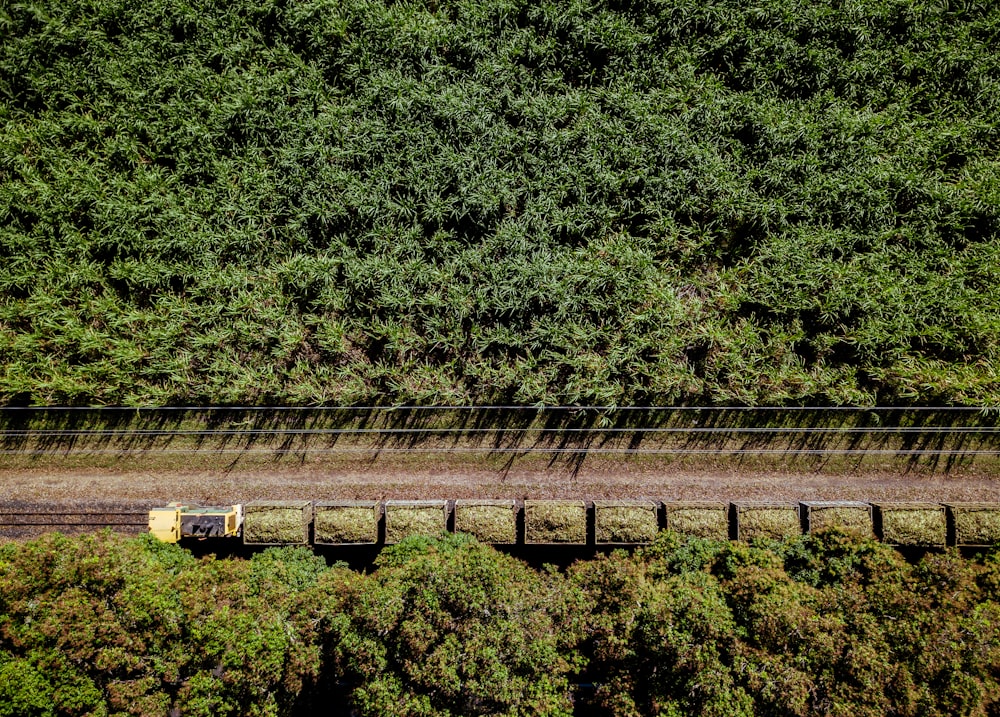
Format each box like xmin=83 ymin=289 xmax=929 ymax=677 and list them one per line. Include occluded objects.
xmin=3 ymin=530 xmax=1000 ymax=716
xmin=1 ymin=0 xmax=999 ymax=405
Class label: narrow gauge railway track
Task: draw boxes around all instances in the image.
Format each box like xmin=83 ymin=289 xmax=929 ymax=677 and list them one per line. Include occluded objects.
xmin=0 ymin=502 xmax=149 ymax=539
xmin=8 ymin=498 xmax=1000 ymax=551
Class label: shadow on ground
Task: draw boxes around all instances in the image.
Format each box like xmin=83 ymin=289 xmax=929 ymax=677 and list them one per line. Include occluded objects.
xmin=1 ymin=406 xmax=998 ymax=475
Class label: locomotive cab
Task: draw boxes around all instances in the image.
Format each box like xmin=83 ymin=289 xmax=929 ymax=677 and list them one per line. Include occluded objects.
xmin=148 ymin=503 xmax=243 ymax=542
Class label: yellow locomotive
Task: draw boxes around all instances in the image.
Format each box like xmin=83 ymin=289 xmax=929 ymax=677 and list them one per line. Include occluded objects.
xmin=148 ymin=502 xmax=243 ymax=543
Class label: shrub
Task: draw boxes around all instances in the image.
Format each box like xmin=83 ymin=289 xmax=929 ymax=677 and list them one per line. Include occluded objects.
xmin=322 ymin=534 xmax=582 ymax=716
xmin=0 ymin=534 xmax=332 ymax=717
xmin=574 ymin=530 xmax=1000 ymax=717
xmin=571 ymin=549 xmax=754 ymax=717
xmin=4 ymin=531 xmax=1000 ymax=716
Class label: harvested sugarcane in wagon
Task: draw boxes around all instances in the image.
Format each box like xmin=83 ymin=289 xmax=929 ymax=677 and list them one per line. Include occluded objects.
xmin=803 ymin=502 xmax=873 ymax=539
xmin=384 ymin=500 xmax=448 ymax=543
xmin=876 ymin=503 xmax=946 ymax=546
xmin=525 ymin=500 xmax=587 ymax=544
xmin=947 ymin=503 xmax=1000 ymax=547
xmin=243 ymin=501 xmax=311 ymax=545
xmin=665 ymin=503 xmax=730 ymax=540
xmin=736 ymin=504 xmax=800 ymax=541
xmin=454 ymin=500 xmax=517 ymax=544
xmin=314 ymin=502 xmax=378 ymax=545
xmin=594 ymin=501 xmax=658 ymax=544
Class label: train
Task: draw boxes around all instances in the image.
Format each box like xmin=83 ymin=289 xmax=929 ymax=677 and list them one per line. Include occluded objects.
xmin=144 ymin=499 xmax=1000 ymax=548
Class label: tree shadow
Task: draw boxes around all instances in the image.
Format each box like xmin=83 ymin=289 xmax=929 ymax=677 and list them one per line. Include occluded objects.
xmin=0 ymin=406 xmax=996 ymax=475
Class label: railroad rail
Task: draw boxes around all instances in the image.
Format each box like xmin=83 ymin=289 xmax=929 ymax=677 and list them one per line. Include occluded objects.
xmin=0 ymin=503 xmax=149 ymax=538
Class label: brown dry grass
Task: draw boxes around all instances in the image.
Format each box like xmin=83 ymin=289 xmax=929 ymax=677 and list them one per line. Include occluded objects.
xmin=454 ymin=500 xmax=517 ymax=544
xmin=877 ymin=503 xmax=948 ymax=546
xmin=384 ymin=501 xmax=448 ymax=543
xmin=314 ymin=502 xmax=379 ymax=544
xmin=948 ymin=503 xmax=1000 ymax=546
xmin=243 ymin=501 xmax=311 ymax=545
xmin=665 ymin=503 xmax=730 ymax=540
xmin=594 ymin=501 xmax=659 ymax=544
xmin=524 ymin=501 xmax=587 ymax=544
xmin=804 ymin=503 xmax=875 ymax=539
xmin=736 ymin=504 xmax=801 ymax=541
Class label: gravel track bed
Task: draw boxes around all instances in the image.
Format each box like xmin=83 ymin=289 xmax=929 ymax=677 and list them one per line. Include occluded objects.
xmin=2 ymin=462 xmax=997 ymax=505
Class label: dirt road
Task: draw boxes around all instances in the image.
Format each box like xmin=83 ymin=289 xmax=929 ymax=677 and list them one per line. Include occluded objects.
xmin=2 ymin=454 xmax=998 ymax=505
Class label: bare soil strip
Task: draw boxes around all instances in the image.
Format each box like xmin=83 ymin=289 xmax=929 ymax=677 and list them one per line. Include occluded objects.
xmin=2 ymin=455 xmax=998 ymax=506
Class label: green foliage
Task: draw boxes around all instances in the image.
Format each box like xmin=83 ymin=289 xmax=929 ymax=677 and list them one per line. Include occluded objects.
xmin=0 ymin=533 xmax=329 ymax=716
xmin=573 ymin=530 xmax=1000 ymax=716
xmin=323 ymin=534 xmax=581 ymax=716
xmin=2 ymin=0 xmax=999 ymax=405
xmin=248 ymin=546 xmax=330 ymax=593
xmin=4 ymin=531 xmax=1000 ymax=715
xmin=571 ymin=551 xmax=754 ymax=717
